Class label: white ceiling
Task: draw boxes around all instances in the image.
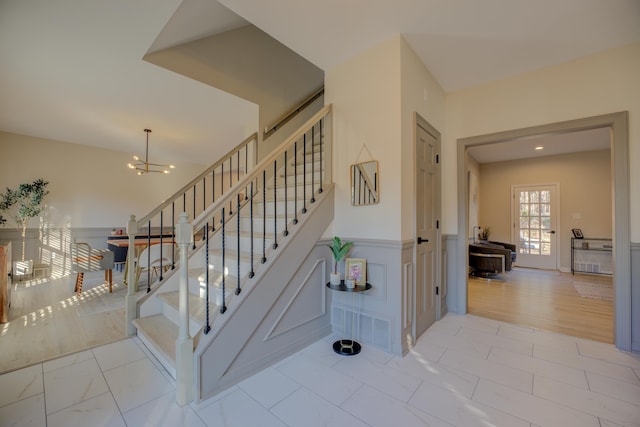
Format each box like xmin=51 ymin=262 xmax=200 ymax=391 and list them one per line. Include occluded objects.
xmin=0 ymin=0 xmax=257 ymax=166
xmin=1 ymin=0 xmax=638 ymax=165
xmin=218 ymin=0 xmax=640 ymax=91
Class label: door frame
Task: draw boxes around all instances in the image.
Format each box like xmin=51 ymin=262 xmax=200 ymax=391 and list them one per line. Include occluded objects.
xmin=511 ymin=183 xmax=560 ymax=270
xmin=455 ymin=111 xmax=631 ymax=351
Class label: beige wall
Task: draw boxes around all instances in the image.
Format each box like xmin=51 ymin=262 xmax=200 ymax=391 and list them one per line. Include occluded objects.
xmin=478 ymin=150 xmax=612 ymax=271
xmin=400 ymin=38 xmax=446 ymax=240
xmin=325 ymin=37 xmax=402 ymax=240
xmin=0 ymin=131 xmax=204 ymax=229
xmin=445 ymin=42 xmax=640 ymax=241
xmin=325 ymin=35 xmax=446 ymax=241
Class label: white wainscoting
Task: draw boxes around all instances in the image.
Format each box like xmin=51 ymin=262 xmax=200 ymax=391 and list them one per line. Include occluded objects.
xmin=324 ymin=237 xmax=455 ymax=355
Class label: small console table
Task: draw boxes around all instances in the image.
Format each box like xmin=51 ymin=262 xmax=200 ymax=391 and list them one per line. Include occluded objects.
xmin=571 ymin=237 xmax=613 ymax=276
xmin=326 ymin=281 xmax=371 ymax=355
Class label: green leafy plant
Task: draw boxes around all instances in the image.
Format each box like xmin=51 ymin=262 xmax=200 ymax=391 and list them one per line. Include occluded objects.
xmin=0 ymin=178 xmax=50 ymax=261
xmin=328 ymin=236 xmax=353 ymax=274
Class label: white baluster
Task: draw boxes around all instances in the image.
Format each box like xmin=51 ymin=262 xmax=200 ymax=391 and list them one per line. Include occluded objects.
xmin=175 ymin=212 xmax=194 ymax=405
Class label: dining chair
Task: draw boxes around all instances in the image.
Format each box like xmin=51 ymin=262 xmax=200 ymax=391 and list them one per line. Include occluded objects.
xmin=70 ymin=242 xmax=114 ymax=295
xmin=135 ymin=243 xmax=175 ymax=287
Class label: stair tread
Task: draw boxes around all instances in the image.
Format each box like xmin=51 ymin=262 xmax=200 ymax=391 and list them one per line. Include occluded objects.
xmin=133 ymin=314 xmax=179 ymax=364
xmin=157 ymin=291 xmax=207 ymax=324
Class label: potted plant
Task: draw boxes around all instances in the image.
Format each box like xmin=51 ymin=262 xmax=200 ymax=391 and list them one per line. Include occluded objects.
xmin=328 ymin=236 xmax=353 ymax=285
xmin=0 ymin=179 xmax=50 ymax=271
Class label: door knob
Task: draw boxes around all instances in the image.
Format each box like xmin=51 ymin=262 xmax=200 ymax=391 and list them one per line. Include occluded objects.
xmin=549 ymin=230 xmax=556 ymax=234
xmin=417 ymin=237 xmax=428 ymax=244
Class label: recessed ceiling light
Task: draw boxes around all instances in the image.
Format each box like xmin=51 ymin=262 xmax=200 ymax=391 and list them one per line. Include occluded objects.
xmin=534 ymin=146 xmax=544 ymax=151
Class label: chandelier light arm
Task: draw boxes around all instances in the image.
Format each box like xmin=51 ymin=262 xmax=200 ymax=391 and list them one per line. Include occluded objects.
xmin=127 ymin=128 xmax=175 ymax=175
xmin=145 ymin=128 xmax=150 ymax=164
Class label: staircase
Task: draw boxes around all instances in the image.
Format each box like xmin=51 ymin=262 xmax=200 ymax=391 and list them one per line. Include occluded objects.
xmin=126 ymin=105 xmax=333 ymax=403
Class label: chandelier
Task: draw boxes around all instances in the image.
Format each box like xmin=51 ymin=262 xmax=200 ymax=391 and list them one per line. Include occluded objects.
xmin=127 ymin=129 xmax=175 ymax=175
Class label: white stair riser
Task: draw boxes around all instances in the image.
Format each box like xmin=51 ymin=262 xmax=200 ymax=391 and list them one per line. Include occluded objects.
xmin=269 ymin=186 xmax=321 ymax=200
xmin=236 ymin=215 xmax=292 ymax=231
xmin=281 ymin=169 xmax=325 ymax=180
xmin=206 ymin=228 xmax=274 ymax=250
xmin=224 ymin=234 xmax=275 ymax=253
xmin=160 ymin=300 xmax=203 ymax=336
xmin=206 ymin=254 xmax=253 ymax=276
xmin=135 ymin=329 xmax=176 ymax=379
xmin=253 ymin=200 xmax=300 ymax=216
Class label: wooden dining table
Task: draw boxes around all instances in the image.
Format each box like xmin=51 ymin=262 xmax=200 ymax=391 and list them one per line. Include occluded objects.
xmin=107 ymin=237 xmax=175 ymax=289
xmin=107 ymin=237 xmax=175 ymax=248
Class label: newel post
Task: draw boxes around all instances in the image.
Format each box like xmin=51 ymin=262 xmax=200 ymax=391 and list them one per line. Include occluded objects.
xmin=125 ymin=214 xmax=137 ymax=336
xmin=175 ymin=212 xmax=194 ymax=405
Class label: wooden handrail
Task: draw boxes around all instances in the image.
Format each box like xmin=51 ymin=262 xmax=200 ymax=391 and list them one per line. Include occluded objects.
xmin=263 ymin=86 xmax=324 ymax=140
xmin=194 ymin=104 xmax=331 ymax=230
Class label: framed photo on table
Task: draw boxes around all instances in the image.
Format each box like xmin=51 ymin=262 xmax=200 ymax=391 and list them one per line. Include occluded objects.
xmin=345 ymin=258 xmax=367 ymax=285
xmin=572 ymin=228 xmax=584 ymax=239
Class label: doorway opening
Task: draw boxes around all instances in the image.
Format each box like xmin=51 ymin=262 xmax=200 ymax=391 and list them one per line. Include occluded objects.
xmin=455 ymin=112 xmax=631 ymax=350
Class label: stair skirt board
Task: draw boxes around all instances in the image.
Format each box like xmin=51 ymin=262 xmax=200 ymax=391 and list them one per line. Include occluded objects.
xmin=133 ymin=184 xmax=334 ymax=401
xmin=196 ymin=185 xmax=334 ymax=401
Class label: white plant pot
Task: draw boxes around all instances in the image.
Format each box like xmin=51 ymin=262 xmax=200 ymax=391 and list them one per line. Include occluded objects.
xmin=330 ymin=273 xmax=341 ymax=286
xmin=345 ymin=279 xmax=355 ymax=289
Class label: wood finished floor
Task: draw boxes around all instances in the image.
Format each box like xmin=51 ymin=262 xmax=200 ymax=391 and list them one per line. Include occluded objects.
xmin=0 ymin=271 xmax=128 ymax=374
xmin=468 ymin=267 xmax=614 ymax=344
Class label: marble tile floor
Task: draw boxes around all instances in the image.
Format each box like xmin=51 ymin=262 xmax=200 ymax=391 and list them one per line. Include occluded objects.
xmin=0 ymin=270 xmax=144 ymax=374
xmin=1 ymin=314 xmax=639 ymax=427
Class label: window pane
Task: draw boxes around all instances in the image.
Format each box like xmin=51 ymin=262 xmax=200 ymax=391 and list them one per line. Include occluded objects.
xmin=530 ymin=191 xmax=539 ymax=203
xmin=540 ymin=191 xmax=550 ymax=203
xmin=542 ymin=217 xmax=551 ymax=229
xmin=541 ymin=242 xmax=551 ymax=255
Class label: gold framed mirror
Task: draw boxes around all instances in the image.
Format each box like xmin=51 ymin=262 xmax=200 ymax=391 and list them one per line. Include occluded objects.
xmin=351 ymin=160 xmax=379 ymax=205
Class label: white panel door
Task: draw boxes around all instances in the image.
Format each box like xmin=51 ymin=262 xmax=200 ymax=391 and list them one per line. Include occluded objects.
xmin=415 ymin=121 xmax=440 ymax=340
